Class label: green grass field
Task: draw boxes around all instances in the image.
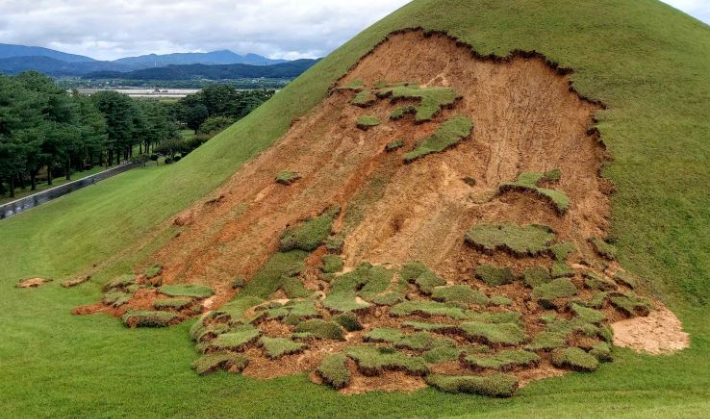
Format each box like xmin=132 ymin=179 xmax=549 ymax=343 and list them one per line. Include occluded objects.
xmin=1 ymin=0 xmax=710 ymax=417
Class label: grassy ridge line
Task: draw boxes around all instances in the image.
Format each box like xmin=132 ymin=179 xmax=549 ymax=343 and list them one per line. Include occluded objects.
xmin=1 ymin=0 xmax=710 ymax=417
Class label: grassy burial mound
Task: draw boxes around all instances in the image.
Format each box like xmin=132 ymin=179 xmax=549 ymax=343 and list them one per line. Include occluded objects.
xmin=3 ymin=0 xmax=708 ymax=416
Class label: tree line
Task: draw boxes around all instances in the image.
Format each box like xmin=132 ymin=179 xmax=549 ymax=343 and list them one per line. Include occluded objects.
xmin=0 ymin=72 xmax=274 ymax=199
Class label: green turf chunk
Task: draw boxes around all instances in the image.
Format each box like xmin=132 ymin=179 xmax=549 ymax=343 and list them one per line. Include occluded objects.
xmin=260 ymin=337 xmax=306 ymax=359
xmin=317 ymin=353 xmax=351 ymax=389
xmin=356 ymin=115 xmax=380 ymax=130
xmin=350 ymin=89 xmax=377 ymax=107
xmin=191 ymin=353 xmax=249 ymax=376
xmin=589 ymin=342 xmax=613 ymax=362
xmin=144 ymin=265 xmax=162 ymax=279
xmin=400 ymin=261 xmax=428 ymax=282
xmin=531 ymin=278 xmax=578 ymax=308
xmin=589 ymin=237 xmax=618 ymax=260
xmin=294 ymin=319 xmax=345 ymax=341
xmin=364 ymin=328 xmax=436 ymax=351
xmin=214 ymin=296 xmax=264 ymax=323
xmin=231 ymin=277 xmax=246 ymax=289
xmin=423 ymin=338 xmax=461 ymax=363
xmin=321 ymin=255 xmax=344 ymax=273
xmin=279 ymin=207 xmax=339 ymax=252
xmin=552 ymin=347 xmax=599 ymax=371
xmin=189 ymin=313 xmax=213 ymax=341
xmin=358 ymin=264 xmax=397 ymax=299
xmin=523 ymin=266 xmax=552 ymax=288
xmin=122 ymin=310 xmax=177 ymax=328
xmin=464 ymin=349 xmax=540 ymax=371
xmin=333 ymin=312 xmax=362 ymax=332
xmin=614 ymin=271 xmax=639 ymax=289
xmin=385 ymin=139 xmax=406 ymax=151
xmin=325 ymin=233 xmax=345 ymax=252
xmin=322 ymin=293 xmax=372 ymax=313
xmin=489 ymin=295 xmax=513 ymax=306
xmin=460 ymin=322 xmax=528 ymax=345
xmin=585 ymin=292 xmax=610 ymax=309
xmin=401 ymin=321 xmax=458 ymax=332
xmin=377 ymin=84 xmax=461 ymax=122
xmin=262 ymin=299 xmax=320 ymax=322
xmin=610 ymin=292 xmax=652 ymax=317
xmin=275 ymin=170 xmax=302 ymax=185
xmin=389 ymin=106 xmax=416 ymax=120
xmin=465 ymin=223 xmax=555 ymax=256
xmin=159 ymin=284 xmax=214 ymax=298
xmin=426 ymin=374 xmax=518 ymax=397
xmin=571 ymin=303 xmax=606 ymax=323
xmin=499 ymin=171 xmax=571 ymax=213
xmin=153 ymin=298 xmax=193 ymax=310
xmin=584 ymin=273 xmax=617 ymax=291
xmin=209 ymin=325 xmax=262 ymax=351
xmin=342 ymin=79 xmax=364 ymax=91
xmin=551 ymin=242 xmax=576 ymax=261
xmin=466 ymin=311 xmax=522 ymax=324
xmin=239 ymin=251 xmax=308 ymax=299
xmin=279 ymin=277 xmax=311 ymax=299
xmin=475 ymin=265 xmax=516 ymax=286
xmin=525 ymin=332 xmax=566 ymax=351
xmin=412 ymin=270 xmax=447 ymax=295
xmin=102 ymin=289 xmax=132 ymax=307
xmin=404 ymin=115 xmax=473 ymax=162
xmin=345 ymin=345 xmax=429 ymax=376
xmin=432 ymin=285 xmax=489 ymax=305
xmin=104 ymin=274 xmax=136 ymax=291
xmin=390 ymin=301 xmax=468 ymax=319
xmin=551 ymin=261 xmax=575 ymax=278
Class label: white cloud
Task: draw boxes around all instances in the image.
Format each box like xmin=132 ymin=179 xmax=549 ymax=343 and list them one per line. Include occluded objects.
xmin=0 ymin=1 xmax=707 ymax=62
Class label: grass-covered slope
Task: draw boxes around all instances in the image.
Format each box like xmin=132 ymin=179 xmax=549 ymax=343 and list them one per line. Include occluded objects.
xmin=1 ymin=0 xmax=709 ymax=417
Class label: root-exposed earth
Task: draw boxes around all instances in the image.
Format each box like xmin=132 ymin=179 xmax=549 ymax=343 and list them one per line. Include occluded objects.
xmin=78 ymin=30 xmax=688 ymax=397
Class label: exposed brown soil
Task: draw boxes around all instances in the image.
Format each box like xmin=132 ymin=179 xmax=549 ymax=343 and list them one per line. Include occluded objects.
xmin=612 ymin=304 xmax=690 ymax=354
xmin=85 ymin=29 xmax=685 ymax=394
xmin=16 ymin=277 xmax=51 ymax=288
xmin=61 ymin=275 xmax=91 ymax=288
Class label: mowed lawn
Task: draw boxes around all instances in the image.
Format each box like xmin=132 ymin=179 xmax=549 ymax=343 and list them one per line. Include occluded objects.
xmin=1 ymin=0 xmax=710 ymax=417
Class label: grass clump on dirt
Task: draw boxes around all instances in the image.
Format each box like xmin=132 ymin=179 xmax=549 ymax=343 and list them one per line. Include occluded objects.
xmin=144 ymin=265 xmax=162 ymax=279
xmin=475 ymin=265 xmax=516 ymax=286
xmin=209 ymin=325 xmax=262 ymax=351
xmin=400 ymin=261 xmax=446 ymax=295
xmin=552 ymin=347 xmax=600 ymax=372
xmin=364 ymin=328 xmax=436 ymax=351
xmin=584 ymin=273 xmax=618 ymax=291
xmin=342 ymin=79 xmax=364 ymax=91
xmin=460 ymin=322 xmax=528 ymax=346
xmin=466 ymin=311 xmax=522 ymax=324
xmin=489 ymin=295 xmax=513 ymax=306
xmin=295 ymin=319 xmax=345 ymax=341
xmin=404 ymin=115 xmax=473 ymax=162
xmin=525 ymin=332 xmax=566 ymax=351
xmin=275 ymin=170 xmax=302 ymax=185
xmin=345 ymin=345 xmax=429 ymax=376
xmin=317 ymin=353 xmax=351 ymax=389
xmin=260 ymin=337 xmax=306 ymax=359
xmin=389 ymin=106 xmax=416 ymax=120
xmin=191 ymin=353 xmax=249 ymax=376
xmin=402 ymin=321 xmax=458 ymax=333
xmin=350 ymin=90 xmax=377 ymax=107
xmin=321 ymin=255 xmax=344 ymax=273
xmin=356 ymin=115 xmax=380 ymax=130
xmin=239 ymin=250 xmax=308 ymax=299
xmin=571 ymin=303 xmax=606 ymax=323
xmin=523 ymin=266 xmax=552 ymax=288
xmin=333 ymin=312 xmax=362 ymax=332
xmin=551 ymin=242 xmax=576 ymax=261
xmin=390 ymin=301 xmax=468 ymax=319
xmin=590 ymin=342 xmax=613 ymax=362
xmin=422 ymin=338 xmax=461 ymax=363
xmin=499 ymin=171 xmax=570 ymax=213
xmin=432 ymin=285 xmax=489 ymax=305
xmin=464 ymin=349 xmax=540 ymax=371
xmin=385 ymin=139 xmax=405 ymax=152
xmin=610 ymin=292 xmax=652 ymax=317
xmin=279 ymin=207 xmax=339 ymax=252
xmin=103 ymin=274 xmax=135 ymax=290
xmin=102 ymin=289 xmax=132 ymax=308
xmin=122 ymin=311 xmax=178 ymax=328
xmin=465 ymin=223 xmax=555 ymax=256
xmin=531 ymin=278 xmax=578 ymax=308
xmin=153 ymin=298 xmax=193 ymax=310
xmin=426 ymin=374 xmax=518 ymax=397
xmin=377 ymin=84 xmax=460 ymax=122
xmin=259 ymin=299 xmax=320 ymax=323
xmin=589 ymin=237 xmax=618 ymax=260
xmin=159 ymin=284 xmax=214 ymax=298
xmin=551 ymin=261 xmax=575 ymax=278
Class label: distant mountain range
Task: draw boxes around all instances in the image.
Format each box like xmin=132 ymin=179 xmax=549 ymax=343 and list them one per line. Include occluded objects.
xmin=83 ymin=59 xmax=319 ymax=81
xmin=0 ymin=43 xmax=297 ymax=77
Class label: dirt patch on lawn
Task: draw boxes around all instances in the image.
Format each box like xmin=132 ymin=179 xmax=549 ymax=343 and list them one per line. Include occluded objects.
xmin=612 ymin=303 xmax=690 ymax=354
xmin=16 ymin=277 xmax=52 ymax=288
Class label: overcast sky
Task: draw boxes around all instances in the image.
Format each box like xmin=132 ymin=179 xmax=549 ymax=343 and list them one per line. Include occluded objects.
xmin=0 ymin=0 xmax=707 ymax=61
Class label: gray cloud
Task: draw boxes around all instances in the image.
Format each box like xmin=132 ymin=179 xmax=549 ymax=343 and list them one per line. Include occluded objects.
xmin=0 ymin=0 xmax=707 ymax=61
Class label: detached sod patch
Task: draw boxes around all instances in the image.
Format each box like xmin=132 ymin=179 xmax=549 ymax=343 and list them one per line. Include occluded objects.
xmin=551 ymin=347 xmax=599 ymax=372
xmin=104 ymin=274 xmax=135 ymax=291
xmin=364 ymin=328 xmax=437 ymax=351
xmin=584 ymin=273 xmax=618 ymax=291
xmin=321 ymin=255 xmax=344 ymax=273
xmin=275 ymin=170 xmax=302 ymax=185
xmin=426 ymin=374 xmax=519 ymax=397
xmin=464 ymin=349 xmax=540 ymax=371
xmin=333 ymin=312 xmax=363 ymax=332
xmin=376 ymin=84 xmax=461 ymax=122
xmin=153 ymin=298 xmax=193 ymax=310
xmin=526 ymin=332 xmax=566 ymax=351
xmin=385 ymin=139 xmax=405 ymax=152
xmin=432 ymin=285 xmax=489 ymax=305
xmin=209 ymin=326 xmax=262 ymax=351
xmin=589 ymin=237 xmax=618 ymax=260
xmin=571 ymin=303 xmax=606 ymax=324
xmin=159 ymin=284 xmax=214 ymax=298
xmin=192 ymin=353 xmax=249 ymax=375
xmin=317 ymin=353 xmax=351 ymax=389
xmin=295 ymin=320 xmax=345 ymax=341
xmin=459 ymin=322 xmax=528 ymax=346
xmin=345 ymin=345 xmax=429 ymax=376
xmin=523 ymin=266 xmax=552 ymax=288
xmin=610 ymin=292 xmax=652 ymax=317
xmin=144 ymin=265 xmax=162 ymax=279
xmin=402 ymin=321 xmax=458 ymax=332
xmin=122 ymin=311 xmax=177 ymax=328
xmin=499 ymin=171 xmax=570 ymax=213
xmin=279 ymin=206 xmax=339 ymax=252
xmin=390 ymin=301 xmax=468 ymax=319
xmin=475 ymin=265 xmax=516 ymax=286
xmin=260 ymin=337 xmax=306 ymax=359
xmin=103 ymin=289 xmax=132 ymax=308
xmin=465 ymin=223 xmax=555 ymax=256
xmin=342 ymin=79 xmax=364 ymax=91
xmin=531 ymin=278 xmax=578 ymax=308
xmin=350 ymin=90 xmax=377 ymax=107
xmin=356 ymin=115 xmax=380 ymax=130
xmin=404 ymin=115 xmax=473 ymax=162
